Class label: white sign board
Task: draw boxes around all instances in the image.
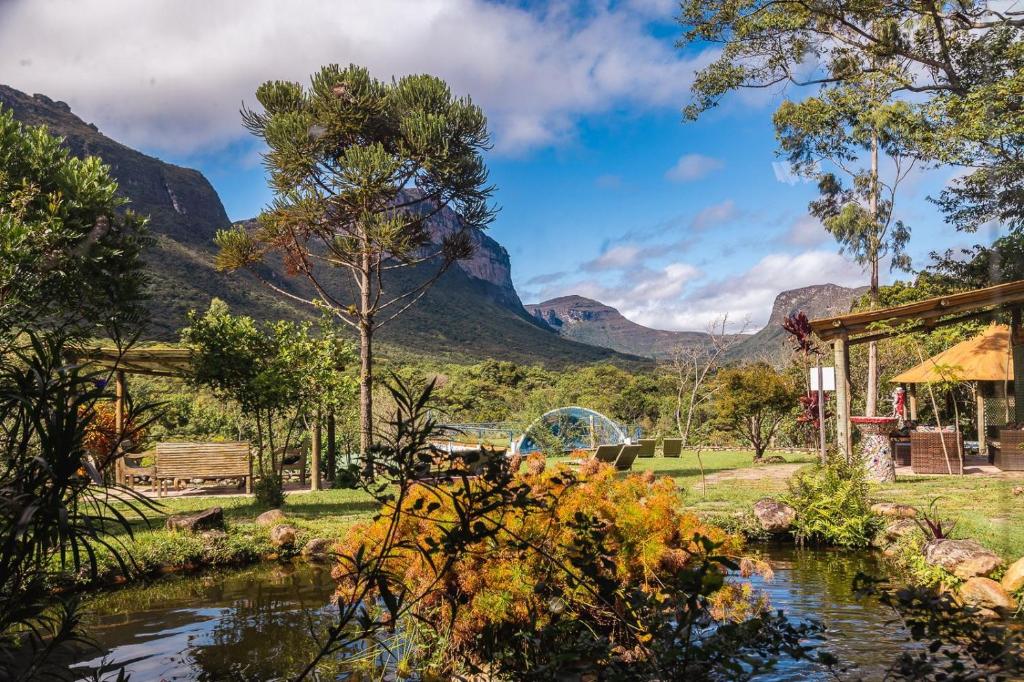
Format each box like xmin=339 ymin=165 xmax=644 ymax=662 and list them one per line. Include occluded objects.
xmin=809 ymin=367 xmax=836 ymax=392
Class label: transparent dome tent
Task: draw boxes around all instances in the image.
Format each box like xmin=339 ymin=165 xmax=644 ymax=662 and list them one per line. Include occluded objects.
xmin=515 ymin=406 xmax=628 ymax=455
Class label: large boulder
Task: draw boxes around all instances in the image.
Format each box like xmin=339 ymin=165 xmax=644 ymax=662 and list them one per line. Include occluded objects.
xmin=870 ymin=502 xmax=918 ymax=519
xmin=924 ymin=539 xmax=1004 ymax=579
xmin=959 ymin=577 xmax=1017 ymax=612
xmin=165 ymin=507 xmax=224 ymax=533
xmin=301 ymin=538 xmax=334 ymax=561
xmin=256 ymin=509 xmax=286 ymax=527
xmin=881 ymin=519 xmax=920 ymax=544
xmin=753 ymin=498 xmax=796 ymax=534
xmin=1001 ymin=557 xmax=1024 ymax=593
xmin=270 ymin=524 xmax=297 ymax=549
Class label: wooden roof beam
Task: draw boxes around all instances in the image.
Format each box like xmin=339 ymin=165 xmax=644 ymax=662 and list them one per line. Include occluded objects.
xmin=810 ymin=280 xmax=1024 ymax=342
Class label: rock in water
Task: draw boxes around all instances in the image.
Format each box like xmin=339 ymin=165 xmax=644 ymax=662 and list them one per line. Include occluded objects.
xmin=924 ymin=539 xmax=1003 ymax=579
xmin=753 ymin=498 xmax=796 ymax=533
xmin=1001 ymin=556 xmax=1024 ymax=593
xmin=302 ymin=538 xmax=334 ymax=561
xmin=270 ymin=524 xmax=297 ymax=549
xmin=881 ymin=518 xmax=920 ymax=544
xmin=959 ymin=577 xmax=1016 ymax=612
xmin=256 ymin=509 xmax=286 ymax=526
xmin=165 ymin=507 xmax=224 ymax=533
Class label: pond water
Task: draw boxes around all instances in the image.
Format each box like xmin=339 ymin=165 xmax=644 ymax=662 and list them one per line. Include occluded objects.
xmin=72 ymin=546 xmax=914 ymax=681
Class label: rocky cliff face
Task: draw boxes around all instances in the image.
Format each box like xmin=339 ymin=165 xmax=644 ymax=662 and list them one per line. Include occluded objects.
xmin=728 ymin=283 xmax=869 ymax=365
xmin=525 ymin=295 xmax=724 ymax=359
xmin=421 ymin=200 xmax=522 ymax=309
xmin=0 ymin=85 xmax=229 ymax=247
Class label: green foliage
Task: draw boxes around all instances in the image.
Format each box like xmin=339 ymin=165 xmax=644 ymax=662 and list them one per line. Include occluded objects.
xmin=678 ymin=2 xmax=1024 ymax=233
xmin=783 ymin=458 xmax=879 ymax=548
xmin=254 ymin=474 xmax=286 ymax=509
xmin=0 ymin=332 xmax=156 ymax=679
xmin=182 ymin=299 xmax=356 ymax=496
xmin=710 ymin=363 xmax=800 ymax=460
xmin=0 ymin=106 xmax=148 ymax=337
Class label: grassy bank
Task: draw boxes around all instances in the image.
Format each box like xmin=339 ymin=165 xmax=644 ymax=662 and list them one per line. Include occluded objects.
xmin=73 ymin=450 xmax=1024 ymax=591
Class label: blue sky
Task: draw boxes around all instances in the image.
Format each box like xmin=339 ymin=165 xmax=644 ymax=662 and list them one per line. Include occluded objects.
xmin=0 ymin=0 xmax=1001 ymax=331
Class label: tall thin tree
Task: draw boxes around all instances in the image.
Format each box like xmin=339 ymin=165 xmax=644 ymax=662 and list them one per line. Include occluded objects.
xmin=774 ymin=74 xmax=915 ymax=414
xmin=216 ymin=64 xmax=496 ymax=457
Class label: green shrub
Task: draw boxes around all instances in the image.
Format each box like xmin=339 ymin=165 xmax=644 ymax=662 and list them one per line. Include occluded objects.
xmin=255 ymin=474 xmax=285 ymax=508
xmin=783 ymin=458 xmax=879 ymax=548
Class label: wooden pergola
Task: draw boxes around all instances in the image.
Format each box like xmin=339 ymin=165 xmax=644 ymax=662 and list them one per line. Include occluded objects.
xmin=809 ymin=280 xmax=1024 ymax=459
xmin=68 ymin=346 xmax=325 ymax=491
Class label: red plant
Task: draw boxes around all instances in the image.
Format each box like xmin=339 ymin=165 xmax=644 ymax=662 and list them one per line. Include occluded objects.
xmin=782 ymin=311 xmax=820 ymax=355
xmin=797 ymin=392 xmax=830 ymax=428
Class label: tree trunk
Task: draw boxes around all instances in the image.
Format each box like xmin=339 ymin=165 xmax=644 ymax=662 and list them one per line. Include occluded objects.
xmin=359 ymin=319 xmax=373 ymax=460
xmin=326 ymin=411 xmax=336 ymax=482
xmin=358 ymin=249 xmax=374 ymax=466
xmin=866 ymin=131 xmax=880 ymax=417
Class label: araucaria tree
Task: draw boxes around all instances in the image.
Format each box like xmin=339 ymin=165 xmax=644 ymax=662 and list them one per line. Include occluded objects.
xmin=774 ymin=75 xmax=915 ymax=415
xmin=216 ymin=64 xmax=495 ymax=456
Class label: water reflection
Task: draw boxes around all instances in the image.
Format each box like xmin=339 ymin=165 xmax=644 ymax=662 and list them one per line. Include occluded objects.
xmin=75 ymin=547 xmax=912 ymax=680
xmin=749 ymin=545 xmax=916 ymax=681
xmin=75 ymin=564 xmax=342 ymax=681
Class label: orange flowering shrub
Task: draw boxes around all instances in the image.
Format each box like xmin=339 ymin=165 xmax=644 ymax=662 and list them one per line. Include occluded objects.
xmin=81 ymin=400 xmax=149 ymax=469
xmin=334 ymin=461 xmax=765 ymax=674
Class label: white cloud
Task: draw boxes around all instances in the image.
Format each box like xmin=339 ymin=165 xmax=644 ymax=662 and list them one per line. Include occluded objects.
xmin=782 ymin=215 xmax=829 ymax=246
xmin=657 ymin=250 xmax=865 ymax=330
xmin=665 ymin=153 xmax=724 ymax=182
xmin=0 ymin=0 xmax=716 ymax=155
xmin=582 ymin=244 xmax=645 ymax=271
xmin=690 ymin=199 xmax=739 ymax=230
xmin=537 ymin=249 xmax=866 ymax=332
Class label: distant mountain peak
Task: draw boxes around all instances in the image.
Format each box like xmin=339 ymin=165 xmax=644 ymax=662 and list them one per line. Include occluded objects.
xmin=525 ymin=296 xmax=734 ymax=359
xmin=727 ymin=282 xmax=869 ymax=365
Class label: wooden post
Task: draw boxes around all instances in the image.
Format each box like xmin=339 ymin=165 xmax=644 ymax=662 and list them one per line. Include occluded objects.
xmin=975 ymin=382 xmax=987 ymax=457
xmin=834 ymin=335 xmax=852 ymax=461
xmin=326 ymin=411 xmax=336 ymax=482
xmin=1013 ymin=309 xmax=1024 ymax=423
xmin=907 ymin=383 xmax=919 ymax=421
xmin=310 ymin=414 xmax=322 ymax=491
xmin=114 ymin=370 xmax=127 ymax=485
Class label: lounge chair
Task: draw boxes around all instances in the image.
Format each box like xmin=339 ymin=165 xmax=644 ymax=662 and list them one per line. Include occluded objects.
xmin=637 ymin=438 xmax=656 ymax=458
xmin=593 ymin=444 xmax=624 ymax=464
xmin=614 ymin=444 xmax=641 ymax=471
xmin=662 ymin=438 xmax=682 ymax=458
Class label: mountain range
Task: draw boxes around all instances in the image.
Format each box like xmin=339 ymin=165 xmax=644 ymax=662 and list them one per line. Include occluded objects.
xmin=526 ymin=284 xmax=867 ymax=364
xmin=0 ymin=84 xmax=866 ymax=367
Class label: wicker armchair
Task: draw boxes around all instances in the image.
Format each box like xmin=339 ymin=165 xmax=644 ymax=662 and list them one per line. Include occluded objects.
xmin=909 ymin=430 xmax=963 ymax=475
xmin=996 ymin=429 xmax=1024 ymax=471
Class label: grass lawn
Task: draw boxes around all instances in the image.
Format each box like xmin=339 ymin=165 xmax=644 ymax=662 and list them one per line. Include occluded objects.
xmin=872 ymin=474 xmax=1024 ymax=560
xmin=92 ymin=448 xmax=1024 ymax=588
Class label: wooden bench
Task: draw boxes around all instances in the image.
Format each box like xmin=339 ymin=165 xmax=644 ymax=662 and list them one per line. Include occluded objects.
xmin=154 ymin=442 xmax=252 ymax=496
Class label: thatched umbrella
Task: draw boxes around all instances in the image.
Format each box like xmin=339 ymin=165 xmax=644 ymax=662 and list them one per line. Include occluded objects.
xmin=891 ymin=324 xmax=1014 ymax=455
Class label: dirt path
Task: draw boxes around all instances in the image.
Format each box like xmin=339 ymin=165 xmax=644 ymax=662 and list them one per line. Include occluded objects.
xmin=700 ymin=463 xmax=805 ymax=487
